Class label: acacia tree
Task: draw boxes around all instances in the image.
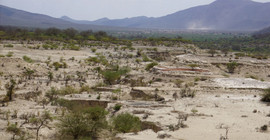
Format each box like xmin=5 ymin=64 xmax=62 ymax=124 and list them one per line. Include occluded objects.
xmin=208 ymin=48 xmax=217 ymax=57
xmin=5 ymin=79 xmax=16 ymax=101
xmin=23 ymin=68 xmax=35 ymax=80
xmin=45 ymin=87 xmax=59 ymax=102
xmin=47 ymin=71 xmax=53 ymax=86
xmin=6 ymin=124 xmax=22 ymax=140
xmin=65 ymin=75 xmax=72 ymax=86
xmin=48 ymin=71 xmax=53 ymax=82
xmin=101 ymin=67 xmax=130 ymax=85
xmin=221 ymin=48 xmax=230 ymax=57
xmin=30 ymin=111 xmax=53 ymax=140
xmin=57 ymin=107 xmax=108 ymax=139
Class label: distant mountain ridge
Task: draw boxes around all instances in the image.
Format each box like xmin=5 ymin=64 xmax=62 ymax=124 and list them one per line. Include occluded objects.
xmin=1 ymin=0 xmax=270 ymax=31
xmin=253 ymin=26 xmax=270 ymax=38
xmin=61 ymin=0 xmax=270 ymax=31
xmin=0 ymin=5 xmax=126 ymax=31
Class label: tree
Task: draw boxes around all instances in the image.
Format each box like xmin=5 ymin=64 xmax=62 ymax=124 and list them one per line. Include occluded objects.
xmin=57 ymin=107 xmax=108 ymax=139
xmin=5 ymin=79 xmax=16 ymax=101
xmin=34 ymin=28 xmax=44 ymax=37
xmin=80 ymin=30 xmax=93 ymax=39
xmin=45 ymin=28 xmax=61 ymax=36
xmin=45 ymin=87 xmax=59 ymax=101
xmin=112 ymin=113 xmax=141 ymax=133
xmin=6 ymin=123 xmax=22 ymax=140
xmin=40 ymin=98 xmax=49 ymax=109
xmin=58 ymin=112 xmax=89 ymax=139
xmin=30 ymin=111 xmax=53 ymax=140
xmin=221 ymin=48 xmax=230 ymax=57
xmin=65 ymin=75 xmax=72 ymax=86
xmin=226 ymin=61 xmax=238 ymax=73
xmin=64 ymin=28 xmax=77 ymax=39
xmin=101 ymin=67 xmax=129 ymax=85
xmin=47 ymin=71 xmax=53 ymax=86
xmin=48 ymin=71 xmax=53 ymax=82
xmin=23 ymin=68 xmax=35 ymax=80
xmin=173 ymin=92 xmax=178 ymax=101
xmin=208 ymin=48 xmax=217 ymax=57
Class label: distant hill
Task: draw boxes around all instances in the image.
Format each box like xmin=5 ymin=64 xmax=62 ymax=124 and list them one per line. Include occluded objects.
xmin=61 ymin=16 xmax=152 ymax=28
xmin=0 ymin=5 xmax=125 ymax=31
xmin=2 ymin=0 xmax=270 ymax=31
xmin=60 ymin=16 xmax=93 ymax=25
xmin=71 ymin=0 xmax=270 ymax=31
xmin=253 ymin=26 xmax=270 ymax=38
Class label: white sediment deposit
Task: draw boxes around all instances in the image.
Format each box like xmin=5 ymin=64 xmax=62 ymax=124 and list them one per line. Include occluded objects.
xmin=213 ymin=78 xmax=270 ymax=89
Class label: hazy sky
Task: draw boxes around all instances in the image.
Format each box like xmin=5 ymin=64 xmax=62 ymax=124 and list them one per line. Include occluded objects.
xmin=1 ymin=0 xmax=270 ymax=20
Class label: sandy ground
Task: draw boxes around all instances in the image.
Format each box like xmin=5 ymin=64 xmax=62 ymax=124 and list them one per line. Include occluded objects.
xmin=119 ymin=92 xmax=270 ymax=140
xmin=0 ymin=42 xmax=270 ymax=140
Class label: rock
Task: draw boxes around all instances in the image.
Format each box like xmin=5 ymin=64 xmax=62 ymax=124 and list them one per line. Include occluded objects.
xmin=130 ymin=89 xmax=164 ymax=101
xmin=141 ymin=121 xmax=162 ymax=133
xmin=157 ymin=131 xmax=171 ymax=139
xmin=142 ymin=114 xmax=149 ymax=119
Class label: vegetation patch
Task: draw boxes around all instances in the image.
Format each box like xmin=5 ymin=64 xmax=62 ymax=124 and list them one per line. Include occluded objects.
xmin=112 ymin=113 xmax=141 ymax=133
xmin=261 ymin=88 xmax=270 ymax=102
xmin=22 ymin=55 xmax=34 ymax=63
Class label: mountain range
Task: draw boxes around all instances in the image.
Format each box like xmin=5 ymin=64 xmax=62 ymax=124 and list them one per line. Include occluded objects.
xmin=1 ymin=0 xmax=270 ymax=31
xmin=0 ymin=5 xmax=126 ymax=31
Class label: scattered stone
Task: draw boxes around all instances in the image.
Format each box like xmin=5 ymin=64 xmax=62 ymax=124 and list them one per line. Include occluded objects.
xmin=157 ymin=131 xmax=171 ymax=139
xmin=142 ymin=114 xmax=149 ymax=119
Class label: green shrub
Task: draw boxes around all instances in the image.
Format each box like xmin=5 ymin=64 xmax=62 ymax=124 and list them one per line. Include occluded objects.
xmin=113 ymin=104 xmax=122 ymax=111
xmin=23 ymin=55 xmax=34 ymax=63
xmin=85 ymin=55 xmax=108 ymax=66
xmin=45 ymin=87 xmax=60 ymax=101
xmin=52 ymin=62 xmax=67 ymax=70
xmin=226 ymin=61 xmax=238 ymax=73
xmin=188 ymin=64 xmax=198 ymax=70
xmin=52 ymin=62 xmax=62 ymax=70
xmin=42 ymin=44 xmax=50 ymax=50
xmin=91 ymin=48 xmax=97 ymax=53
xmin=101 ymin=67 xmax=130 ymax=85
xmin=6 ymin=123 xmax=23 ymax=139
xmin=58 ymin=106 xmax=108 ymax=139
xmin=246 ymin=75 xmax=258 ymax=80
xmin=135 ymin=58 xmax=142 ymax=63
xmin=112 ymin=113 xmax=141 ymax=133
xmin=142 ymin=54 xmax=151 ymax=62
xmin=69 ymin=44 xmax=80 ymax=51
xmin=59 ymin=86 xmax=79 ymax=95
xmin=6 ymin=52 xmax=13 ymax=57
xmin=4 ymin=44 xmax=13 ymax=48
xmin=261 ymin=88 xmax=270 ymax=102
xmin=80 ymin=85 xmax=92 ymax=93
xmin=194 ymin=77 xmax=200 ymax=82
xmin=145 ymin=62 xmax=158 ymax=71
xmin=260 ymin=125 xmax=268 ymax=131
xmin=235 ymin=52 xmax=245 ymax=57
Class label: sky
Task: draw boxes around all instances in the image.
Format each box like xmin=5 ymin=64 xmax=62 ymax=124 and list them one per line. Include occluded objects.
xmin=1 ymin=0 xmax=270 ymax=21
